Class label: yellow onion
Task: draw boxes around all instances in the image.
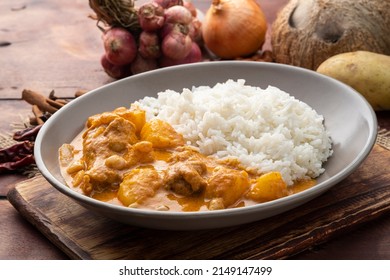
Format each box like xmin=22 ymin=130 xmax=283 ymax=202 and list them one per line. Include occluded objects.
xmin=202 ymin=0 xmax=267 ymax=59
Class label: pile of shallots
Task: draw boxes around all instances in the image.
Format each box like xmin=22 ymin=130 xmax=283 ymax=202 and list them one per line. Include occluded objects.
xmin=98 ymin=0 xmax=202 ymax=79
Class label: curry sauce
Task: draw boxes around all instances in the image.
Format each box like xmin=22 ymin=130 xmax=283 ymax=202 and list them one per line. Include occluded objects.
xmin=59 ymin=105 xmax=315 ymax=212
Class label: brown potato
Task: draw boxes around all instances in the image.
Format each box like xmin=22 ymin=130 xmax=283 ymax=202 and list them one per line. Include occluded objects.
xmin=317 ymin=51 xmax=390 ymax=111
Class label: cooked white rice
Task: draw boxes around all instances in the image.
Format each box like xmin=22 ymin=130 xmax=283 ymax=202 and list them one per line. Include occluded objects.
xmin=136 ymin=79 xmax=333 ymax=185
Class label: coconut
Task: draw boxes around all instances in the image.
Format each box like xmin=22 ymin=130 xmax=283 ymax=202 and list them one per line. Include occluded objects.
xmin=271 ymin=0 xmax=390 ymax=70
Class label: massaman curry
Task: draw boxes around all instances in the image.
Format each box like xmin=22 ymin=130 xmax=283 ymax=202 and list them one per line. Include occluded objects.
xmin=59 ymin=104 xmax=315 ymax=212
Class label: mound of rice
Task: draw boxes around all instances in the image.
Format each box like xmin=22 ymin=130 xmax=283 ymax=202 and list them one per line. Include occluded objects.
xmin=136 ymin=79 xmax=333 ymax=185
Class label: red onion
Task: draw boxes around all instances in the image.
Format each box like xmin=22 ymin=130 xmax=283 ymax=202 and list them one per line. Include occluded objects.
xmin=103 ymin=27 xmax=137 ymax=65
xmin=138 ymin=31 xmax=161 ymax=59
xmin=161 ymin=30 xmax=192 ymax=60
xmin=184 ymin=42 xmax=202 ymax=63
xmin=164 ymin=5 xmax=193 ymax=25
xmin=160 ymin=22 xmax=189 ymax=39
xmin=100 ymin=54 xmax=131 ymax=79
xmin=130 ymin=55 xmax=158 ymax=75
xmin=159 ymin=42 xmax=202 ymax=67
xmin=183 ymin=1 xmax=197 ymax=17
xmin=138 ymin=2 xmax=165 ymax=32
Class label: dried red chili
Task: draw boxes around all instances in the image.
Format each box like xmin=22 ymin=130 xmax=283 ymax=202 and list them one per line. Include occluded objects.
xmin=12 ymin=124 xmax=42 ymax=142
xmin=0 ymin=140 xmax=35 ymax=173
xmin=0 ymin=154 xmax=35 ymax=173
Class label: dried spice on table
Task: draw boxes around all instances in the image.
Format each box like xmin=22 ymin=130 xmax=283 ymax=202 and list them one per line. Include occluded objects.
xmin=13 ymin=125 xmax=42 ymax=142
xmin=0 ymin=124 xmax=43 ymax=174
xmin=0 ymin=140 xmax=35 ymax=173
xmin=0 ymin=89 xmax=84 ymax=175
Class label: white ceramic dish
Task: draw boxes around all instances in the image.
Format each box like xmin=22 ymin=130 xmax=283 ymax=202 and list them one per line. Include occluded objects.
xmin=34 ymin=61 xmax=377 ymax=230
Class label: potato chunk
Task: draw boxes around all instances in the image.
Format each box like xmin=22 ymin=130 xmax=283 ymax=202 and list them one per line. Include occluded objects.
xmin=113 ymin=105 xmax=146 ymax=133
xmin=205 ymin=166 xmax=250 ymax=209
xmin=118 ymin=167 xmax=162 ymax=207
xmin=140 ymin=119 xmax=185 ymax=149
xmin=247 ymin=172 xmax=288 ymax=202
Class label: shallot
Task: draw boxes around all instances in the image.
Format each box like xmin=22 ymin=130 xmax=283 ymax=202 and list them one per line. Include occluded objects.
xmin=183 ymin=1 xmax=197 ymax=17
xmin=138 ymin=2 xmax=165 ymax=32
xmin=130 ymin=54 xmax=158 ymax=74
xmin=103 ymin=27 xmax=137 ymax=65
xmin=160 ymin=22 xmax=189 ymax=38
xmin=138 ymin=31 xmax=161 ymax=59
xmin=162 ymin=29 xmax=192 ymax=60
xmin=164 ymin=5 xmax=193 ymax=25
xmin=100 ymin=54 xmax=130 ymax=79
xmin=90 ymin=0 xmax=204 ymax=78
xmin=160 ymin=42 xmax=202 ymax=67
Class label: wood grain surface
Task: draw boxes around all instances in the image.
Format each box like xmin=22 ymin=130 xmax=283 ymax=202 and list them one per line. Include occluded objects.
xmin=0 ymin=0 xmax=288 ymax=99
xmin=7 ymin=144 xmax=390 ymax=260
xmin=0 ymin=200 xmax=68 ymax=260
xmin=2 ymin=0 xmax=390 ymax=261
xmin=0 ymin=0 xmax=106 ymax=99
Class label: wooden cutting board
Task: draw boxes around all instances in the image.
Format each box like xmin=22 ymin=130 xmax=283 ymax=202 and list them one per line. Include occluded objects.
xmin=7 ymin=144 xmax=390 ymax=260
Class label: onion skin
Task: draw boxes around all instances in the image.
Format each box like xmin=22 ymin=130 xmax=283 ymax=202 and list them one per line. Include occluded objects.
xmin=202 ymin=0 xmax=267 ymax=59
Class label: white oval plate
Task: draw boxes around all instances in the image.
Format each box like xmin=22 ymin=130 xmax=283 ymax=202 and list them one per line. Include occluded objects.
xmin=34 ymin=61 xmax=377 ymax=230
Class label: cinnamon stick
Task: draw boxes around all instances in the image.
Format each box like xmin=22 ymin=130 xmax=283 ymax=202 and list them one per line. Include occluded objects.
xmin=32 ymin=105 xmax=45 ymax=125
xmin=55 ymin=99 xmax=68 ymax=105
xmin=46 ymin=98 xmax=65 ymax=109
xmin=47 ymin=90 xmax=67 ymax=107
xmin=22 ymin=89 xmax=58 ymax=114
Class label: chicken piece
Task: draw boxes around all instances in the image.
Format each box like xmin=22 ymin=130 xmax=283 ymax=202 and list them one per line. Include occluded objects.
xmin=83 ymin=117 xmax=137 ymax=165
xmin=103 ymin=117 xmax=138 ymax=146
xmin=164 ymin=160 xmax=208 ymax=196
xmin=87 ymin=106 xmax=146 ymax=134
xmin=168 ymin=146 xmax=206 ymax=161
xmin=81 ymin=115 xmax=138 ymax=193
xmin=205 ymin=166 xmax=250 ymax=210
xmin=246 ymin=172 xmax=288 ymax=202
xmin=59 ymin=143 xmax=75 ymax=167
xmin=118 ymin=167 xmax=162 ymax=207
xmin=216 ymin=157 xmax=242 ymax=169
xmin=86 ymin=111 xmax=118 ymax=129
xmin=140 ymin=119 xmax=185 ymax=149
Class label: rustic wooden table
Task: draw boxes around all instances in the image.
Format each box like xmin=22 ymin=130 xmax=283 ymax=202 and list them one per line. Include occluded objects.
xmin=1 ymin=0 xmax=390 ymax=260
